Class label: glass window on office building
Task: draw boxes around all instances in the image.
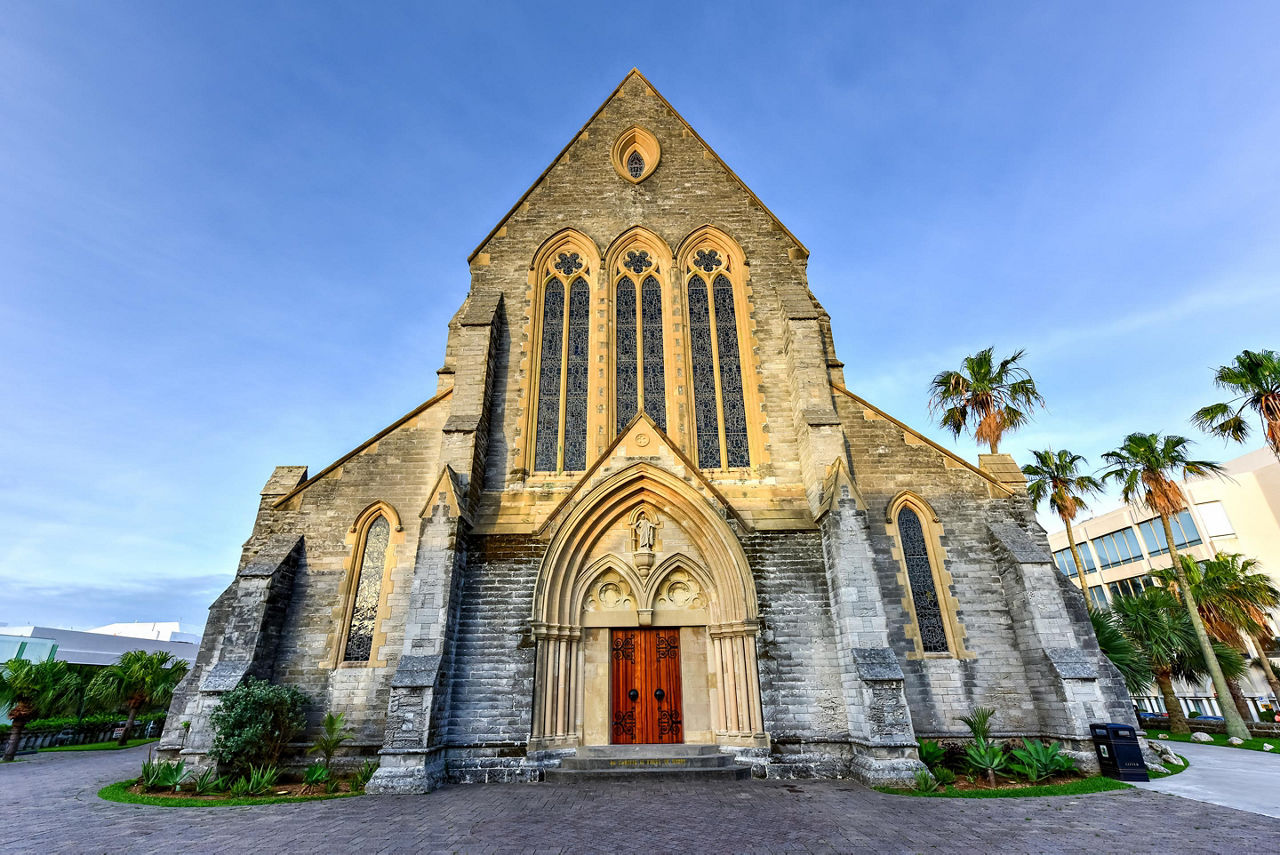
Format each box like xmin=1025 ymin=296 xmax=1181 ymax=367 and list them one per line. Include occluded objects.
xmin=1053 ymin=544 xmax=1097 ymax=577
xmin=1107 ymin=574 xmax=1155 ymax=600
xmin=1091 ymin=528 xmax=1144 ymax=570
xmin=1087 ymin=586 xmax=1109 ymax=610
xmin=1137 ymin=511 xmax=1202 ymax=556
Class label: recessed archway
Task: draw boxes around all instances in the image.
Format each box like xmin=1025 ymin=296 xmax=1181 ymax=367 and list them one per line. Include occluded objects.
xmin=529 ymin=463 xmax=766 ymax=751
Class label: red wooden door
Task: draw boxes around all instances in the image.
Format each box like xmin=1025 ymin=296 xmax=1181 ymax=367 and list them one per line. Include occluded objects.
xmin=610 ymin=628 xmax=683 ymax=744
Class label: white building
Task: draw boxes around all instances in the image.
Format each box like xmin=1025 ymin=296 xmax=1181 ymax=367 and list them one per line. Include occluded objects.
xmin=1047 ymin=446 xmax=1280 ymax=719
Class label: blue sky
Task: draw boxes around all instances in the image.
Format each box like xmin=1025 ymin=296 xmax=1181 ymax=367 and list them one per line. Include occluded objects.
xmin=2 ymin=2 xmax=1278 ymax=631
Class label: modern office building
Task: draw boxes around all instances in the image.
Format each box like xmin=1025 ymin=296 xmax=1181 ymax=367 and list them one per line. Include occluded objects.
xmin=1047 ymin=446 xmax=1280 ymax=717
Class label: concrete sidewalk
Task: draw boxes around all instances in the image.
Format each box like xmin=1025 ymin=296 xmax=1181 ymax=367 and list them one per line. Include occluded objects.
xmin=1135 ymin=739 xmax=1280 ymax=819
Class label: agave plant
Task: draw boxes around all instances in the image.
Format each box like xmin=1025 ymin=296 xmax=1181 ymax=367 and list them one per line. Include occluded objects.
xmin=1008 ymin=739 xmax=1074 ymax=783
xmin=916 ymin=739 xmax=946 ymax=770
xmin=912 ymin=768 xmax=940 ymax=793
xmin=351 ymin=759 xmax=378 ymax=792
xmin=965 ymin=741 xmax=1007 ymax=788
xmin=302 ymin=761 xmax=331 ymax=794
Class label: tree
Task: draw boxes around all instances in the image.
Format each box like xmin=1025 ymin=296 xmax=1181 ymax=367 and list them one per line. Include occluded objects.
xmin=1153 ymin=552 xmax=1280 ymax=715
xmin=86 ymin=650 xmax=189 ymax=746
xmin=1191 ymin=348 xmax=1280 ymax=461
xmin=928 ymin=347 xmax=1045 ymax=454
xmin=1109 ymin=589 xmax=1245 ymax=733
xmin=1089 ymin=608 xmax=1154 ymax=695
xmin=1022 ymin=448 xmax=1103 ymax=610
xmin=1099 ymin=432 xmax=1251 ymax=740
xmin=0 ymin=658 xmax=79 ymax=762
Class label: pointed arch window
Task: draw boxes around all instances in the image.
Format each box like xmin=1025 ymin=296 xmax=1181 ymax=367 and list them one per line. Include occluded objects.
xmin=614 ymin=273 xmax=666 ymax=433
xmin=343 ymin=515 xmax=390 ymax=662
xmin=534 ymin=269 xmax=591 ymax=473
xmin=687 ymin=269 xmax=750 ymax=469
xmin=895 ymin=506 xmax=950 ymax=654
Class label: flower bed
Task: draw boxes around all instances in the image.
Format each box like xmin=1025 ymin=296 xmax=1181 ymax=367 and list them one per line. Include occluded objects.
xmin=878 ymin=775 xmax=1131 ymax=799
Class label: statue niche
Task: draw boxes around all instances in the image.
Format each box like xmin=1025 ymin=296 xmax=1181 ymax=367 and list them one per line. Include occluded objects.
xmin=629 ymin=506 xmax=662 ymax=575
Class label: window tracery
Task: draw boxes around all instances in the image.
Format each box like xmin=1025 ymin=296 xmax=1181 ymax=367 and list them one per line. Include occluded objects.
xmin=343 ymin=515 xmax=390 ymax=662
xmin=534 ymin=278 xmax=564 ymax=472
xmin=896 ymin=506 xmax=950 ymax=654
xmin=682 ymin=230 xmax=752 ymax=470
xmin=563 ymin=277 xmax=590 ymax=470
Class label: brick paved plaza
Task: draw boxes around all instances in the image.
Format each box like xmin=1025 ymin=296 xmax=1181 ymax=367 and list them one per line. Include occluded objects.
xmin=3 ymin=745 xmax=1277 ymax=854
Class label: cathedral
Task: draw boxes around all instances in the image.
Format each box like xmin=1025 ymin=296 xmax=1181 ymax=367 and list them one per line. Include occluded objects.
xmin=161 ymin=70 xmax=1132 ymax=791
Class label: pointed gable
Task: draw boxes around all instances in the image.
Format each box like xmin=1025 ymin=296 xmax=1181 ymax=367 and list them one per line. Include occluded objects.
xmin=469 ymin=69 xmax=808 ymax=264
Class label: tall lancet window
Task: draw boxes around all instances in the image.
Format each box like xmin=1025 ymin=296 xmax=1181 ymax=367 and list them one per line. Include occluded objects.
xmin=896 ymin=506 xmax=950 ymax=654
xmin=533 ymin=244 xmax=593 ymax=473
xmin=344 ymin=515 xmax=390 ymax=662
xmin=685 ymin=244 xmax=750 ymax=469
xmin=614 ymin=247 xmax=667 ymax=434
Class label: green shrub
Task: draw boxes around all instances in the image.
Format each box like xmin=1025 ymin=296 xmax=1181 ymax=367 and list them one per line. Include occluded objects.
xmin=916 ymin=739 xmax=945 ymax=769
xmin=308 ymin=712 xmax=354 ymax=770
xmin=958 ymin=706 xmax=996 ymax=742
xmin=932 ymin=766 xmax=957 ymax=785
xmin=965 ymin=740 xmax=1007 ymax=788
xmin=208 ymin=678 xmax=309 ymax=777
xmin=1187 ymin=711 xmax=1201 ymax=719
xmin=303 ymin=761 xmax=331 ymax=793
xmin=912 ymin=768 xmax=939 ymax=793
xmin=139 ymin=757 xmax=185 ymax=792
xmin=350 ymin=759 xmax=378 ymax=792
xmin=325 ymin=776 xmax=342 ymax=795
xmin=1008 ymin=739 xmax=1074 ymax=783
xmin=229 ymin=776 xmax=252 ymax=798
xmin=1262 ymin=710 xmax=1277 ymax=723
xmin=191 ymin=767 xmax=225 ymax=796
xmin=246 ymin=764 xmax=281 ymax=796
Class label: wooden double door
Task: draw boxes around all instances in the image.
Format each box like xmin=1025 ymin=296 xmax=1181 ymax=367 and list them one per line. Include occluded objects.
xmin=610 ymin=628 xmax=684 ymax=744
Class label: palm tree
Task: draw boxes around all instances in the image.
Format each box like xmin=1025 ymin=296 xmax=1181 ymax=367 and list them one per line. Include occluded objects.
xmin=0 ymin=658 xmax=79 ymax=762
xmin=1089 ymin=608 xmax=1154 ymax=695
xmin=1110 ymin=589 xmax=1246 ymax=733
xmin=1191 ymin=348 xmax=1280 ymax=461
xmin=87 ymin=651 xmax=189 ymax=746
xmin=1099 ymin=432 xmax=1251 ymax=740
xmin=928 ymin=347 xmax=1045 ymax=454
xmin=1154 ymin=552 xmax=1280 ymax=715
xmin=1022 ymin=448 xmax=1103 ymax=609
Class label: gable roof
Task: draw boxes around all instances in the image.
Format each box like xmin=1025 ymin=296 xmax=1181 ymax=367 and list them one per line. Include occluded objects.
xmin=468 ymin=68 xmax=809 ymax=262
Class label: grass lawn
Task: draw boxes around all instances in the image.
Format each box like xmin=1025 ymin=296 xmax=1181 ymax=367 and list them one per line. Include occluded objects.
xmin=1151 ymin=731 xmax=1277 ymax=754
xmin=1147 ymin=754 xmax=1190 ymax=779
xmin=877 ymin=775 xmax=1132 ymax=799
xmin=40 ymin=738 xmax=158 ymax=753
xmin=98 ymin=780 xmax=365 ymax=808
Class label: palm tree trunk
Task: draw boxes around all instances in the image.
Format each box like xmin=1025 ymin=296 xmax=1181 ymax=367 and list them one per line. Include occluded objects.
xmin=1156 ymin=671 xmax=1189 ymax=734
xmin=1253 ymin=633 xmax=1280 ymax=705
xmin=1065 ymin=522 xmax=1092 ymax=611
xmin=3 ymin=722 xmax=25 ymax=762
xmin=1163 ymin=514 xmax=1252 ymax=741
xmin=1225 ymin=676 xmax=1254 ymax=722
xmin=118 ymin=705 xmax=139 ymax=747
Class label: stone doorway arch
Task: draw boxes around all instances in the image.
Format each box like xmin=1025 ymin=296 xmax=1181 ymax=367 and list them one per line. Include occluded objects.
xmin=529 ymin=463 xmax=766 ymax=751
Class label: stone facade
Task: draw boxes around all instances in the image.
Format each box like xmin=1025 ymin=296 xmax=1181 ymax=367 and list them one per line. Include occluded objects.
xmin=161 ymin=70 xmax=1132 ymax=791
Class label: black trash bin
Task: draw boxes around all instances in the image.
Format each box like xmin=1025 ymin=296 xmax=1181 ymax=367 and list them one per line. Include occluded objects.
xmin=1090 ymin=722 xmax=1149 ymax=781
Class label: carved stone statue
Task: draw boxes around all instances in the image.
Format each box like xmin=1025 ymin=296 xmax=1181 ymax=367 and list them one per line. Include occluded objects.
xmin=634 ymin=511 xmax=656 ymax=551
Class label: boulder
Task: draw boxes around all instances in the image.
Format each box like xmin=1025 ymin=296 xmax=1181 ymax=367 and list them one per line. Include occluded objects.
xmin=1264 ymin=744 xmax=1274 ymax=752
xmin=1190 ymin=731 xmax=1213 ymax=743
xmin=1228 ymin=737 xmax=1244 ymax=746
xmin=1159 ymin=733 xmax=1170 ymax=739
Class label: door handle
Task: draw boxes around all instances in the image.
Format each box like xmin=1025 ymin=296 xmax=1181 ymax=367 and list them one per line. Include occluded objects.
xmin=628 ymin=688 xmax=639 ymax=702
xmin=654 ymin=688 xmax=665 ymax=702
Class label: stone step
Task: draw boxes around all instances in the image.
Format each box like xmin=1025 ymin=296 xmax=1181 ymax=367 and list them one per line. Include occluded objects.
xmin=543 ymin=745 xmax=752 ymax=783
xmin=545 ymin=764 xmax=751 ymax=783
xmin=559 ymin=756 xmax=738 ymax=771
xmin=575 ymin=744 xmax=723 ymax=759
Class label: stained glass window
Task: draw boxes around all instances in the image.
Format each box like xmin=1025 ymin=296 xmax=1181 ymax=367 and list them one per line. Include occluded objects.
xmin=687 ymin=275 xmax=721 ymax=469
xmin=534 ymin=279 xmax=564 ymax=472
xmin=615 ymin=277 xmax=638 ymax=434
xmin=563 ymin=277 xmax=590 ymax=471
xmin=897 ymin=507 xmax=949 ymax=654
xmin=712 ymin=274 xmax=748 ymax=467
xmin=640 ymin=276 xmax=666 ymax=432
xmin=343 ymin=516 xmax=390 ymax=662
xmin=627 ymin=150 xmax=645 ymax=178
